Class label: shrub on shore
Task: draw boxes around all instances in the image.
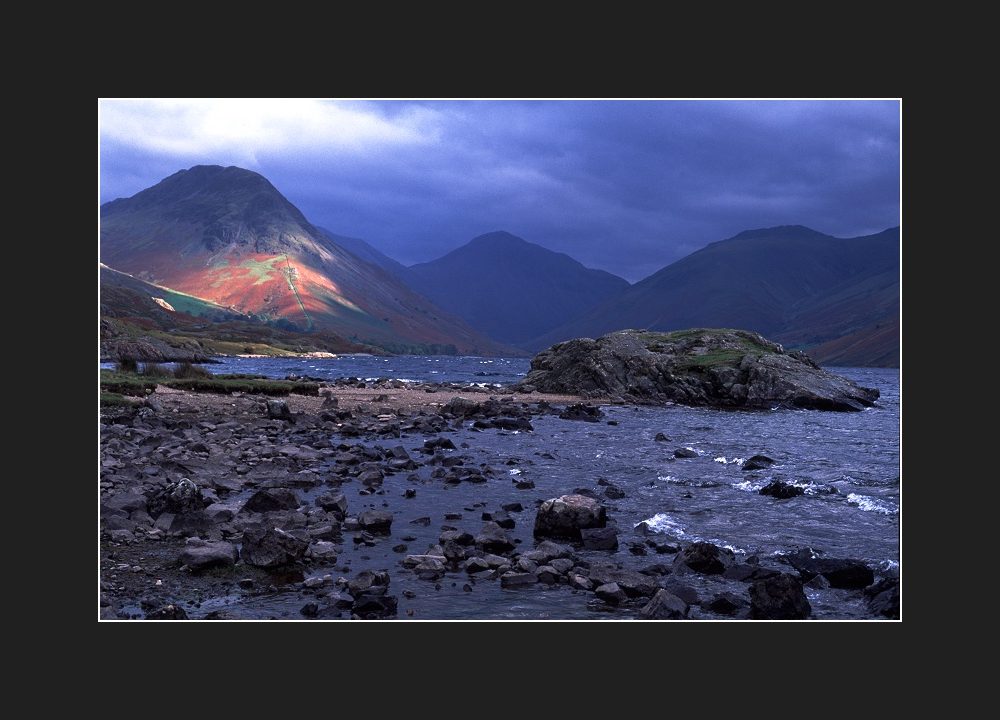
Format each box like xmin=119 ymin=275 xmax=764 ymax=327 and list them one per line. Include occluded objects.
xmin=141 ymin=362 xmax=170 ymax=377
xmin=115 ymin=358 xmax=138 ymax=374
xmin=173 ymin=361 xmax=213 ymax=379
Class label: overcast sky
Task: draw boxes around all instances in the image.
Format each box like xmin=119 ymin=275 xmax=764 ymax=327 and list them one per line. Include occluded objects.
xmin=99 ymin=99 xmax=900 ymax=282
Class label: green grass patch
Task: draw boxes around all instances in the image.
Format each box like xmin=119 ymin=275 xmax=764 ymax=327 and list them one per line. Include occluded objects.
xmin=101 ymin=370 xmax=157 ymax=396
xmin=101 ymin=369 xmax=317 ymax=397
xmin=675 ymin=349 xmax=750 ymax=369
xmin=100 ymin=392 xmax=133 ymax=407
xmin=240 ymin=256 xmax=284 ymax=285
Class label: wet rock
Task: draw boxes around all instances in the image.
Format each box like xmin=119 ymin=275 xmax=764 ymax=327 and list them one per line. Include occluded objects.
xmin=628 ymin=542 xmax=648 ymax=556
xmin=348 ymin=570 xmax=390 ymax=597
xmin=588 ymin=564 xmax=659 ymax=598
xmin=749 ymin=573 xmax=811 ymax=619
xmin=805 ymin=574 xmax=830 ymax=590
xmin=145 ymin=604 xmax=189 ymax=620
xmin=536 ymin=565 xmax=560 ymax=584
xmin=310 ymin=541 xmax=338 ymax=561
xmin=500 ymin=572 xmax=538 ymax=588
xmin=759 ymin=481 xmax=804 ymax=499
xmin=674 ymin=448 xmax=698 ymax=459
xmin=242 ymin=488 xmax=300 ymax=514
xmin=439 ymin=530 xmax=475 ymax=546
xmin=423 ymin=437 xmax=456 ymax=452
xmin=315 ymin=492 xmax=349 ymax=517
xmin=476 ymin=522 xmax=515 ymax=553
xmin=515 ymin=479 xmax=535 ymax=489
xmin=639 ymin=589 xmax=689 ymax=620
xmin=502 ymin=502 xmax=524 ymax=512
xmin=203 ymin=503 xmax=234 ymax=523
xmin=410 ymin=516 xmax=432 ymax=527
xmin=358 ymin=510 xmax=393 ymax=535
xmin=352 ymin=594 xmax=397 ymax=619
xmin=516 ymin=556 xmax=539 ymax=573
xmin=441 ymin=397 xmax=481 ymax=417
xmin=743 ymin=455 xmax=775 ymax=471
xmin=569 ymin=574 xmax=593 ymax=590
xmin=533 ymin=494 xmax=608 ymax=540
xmin=465 ymin=557 xmax=491 ymax=574
xmin=241 ymin=525 xmax=308 ymax=567
xmin=785 ymin=550 xmax=874 ymax=589
xmin=596 ymin=582 xmax=627 ymax=604
xmin=723 ymin=563 xmax=781 ymax=583
xmin=663 ymin=578 xmax=699 ymax=605
xmin=654 ymin=432 xmax=670 ymax=442
xmin=550 ymin=558 xmax=574 ymax=574
xmin=674 ymin=542 xmax=735 ymax=575
xmin=603 ymin=485 xmax=626 ymax=499
xmin=179 ymin=541 xmax=237 ymax=572
xmin=707 ymin=592 xmax=748 ymax=616
xmin=866 ymin=578 xmax=900 ymax=619
xmin=488 ymin=510 xmax=516 ymax=530
xmin=103 ymin=491 xmax=148 ymax=515
xmin=581 ymin=527 xmax=619 ymax=551
xmin=404 ymin=489 xmax=417 ymax=499
xmin=558 ymin=403 xmax=604 ymax=422
xmin=300 ymin=602 xmax=319 ymax=617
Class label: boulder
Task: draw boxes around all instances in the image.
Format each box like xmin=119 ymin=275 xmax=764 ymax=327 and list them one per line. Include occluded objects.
xmin=674 ymin=542 xmax=735 ymax=575
xmin=595 ymin=582 xmax=627 ymax=605
xmin=148 ymin=478 xmax=205 ymax=516
xmin=348 ymin=570 xmax=390 ymax=597
xmin=785 ymin=550 xmax=874 ymax=589
xmin=500 ymin=572 xmax=538 ymax=588
xmin=476 ymin=522 xmax=515 ymax=553
xmin=534 ymin=494 xmax=607 ymax=540
xmin=759 ymin=481 xmax=804 ymax=499
xmin=518 ymin=329 xmax=880 ymax=411
xmin=580 ymin=526 xmax=619 ymax=551
xmin=352 ymin=594 xmax=397 ymax=619
xmin=179 ymin=541 xmax=237 ymax=572
xmin=588 ymin=564 xmax=659 ymax=598
xmin=358 ymin=510 xmax=393 ymax=535
xmin=241 ymin=525 xmax=308 ymax=567
xmin=674 ymin=448 xmax=698 ymax=458
xmin=706 ymin=592 xmax=748 ymax=616
xmin=242 ymin=488 xmax=300 ymax=514
xmin=749 ymin=573 xmax=811 ymax=619
xmin=866 ymin=578 xmax=900 ymax=619
xmin=639 ymin=589 xmax=689 ymax=619
xmin=743 ymin=454 xmax=775 ymax=471
xmin=266 ymin=400 xmax=294 ymax=421
xmin=315 ymin=492 xmax=348 ymax=516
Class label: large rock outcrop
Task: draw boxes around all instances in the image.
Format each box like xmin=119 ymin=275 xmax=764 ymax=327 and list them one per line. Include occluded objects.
xmin=518 ymin=329 xmax=880 ymax=411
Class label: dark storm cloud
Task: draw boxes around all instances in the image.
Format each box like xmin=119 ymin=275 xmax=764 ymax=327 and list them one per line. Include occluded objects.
xmin=99 ymin=99 xmax=900 ymax=282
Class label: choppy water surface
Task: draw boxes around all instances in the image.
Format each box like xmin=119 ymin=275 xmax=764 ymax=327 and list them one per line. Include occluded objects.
xmin=156 ymin=358 xmax=898 ymax=620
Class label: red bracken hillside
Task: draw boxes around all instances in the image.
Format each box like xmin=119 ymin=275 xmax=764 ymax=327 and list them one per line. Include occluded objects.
xmin=99 ymin=165 xmax=509 ymax=355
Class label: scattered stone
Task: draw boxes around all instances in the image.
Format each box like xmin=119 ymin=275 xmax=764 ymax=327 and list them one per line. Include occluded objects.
xmin=404 ymin=489 xmax=417 ymax=499
xmin=500 ymin=572 xmax=538 ymax=588
xmin=266 ymin=400 xmax=294 ymax=422
xmin=242 ymin=488 xmax=300 ymax=514
xmin=595 ymin=582 xmax=627 ymax=604
xmin=476 ymin=522 xmax=515 ymax=553
xmin=241 ymin=525 xmax=308 ymax=567
xmin=502 ymin=503 xmax=523 ymax=512
xmin=674 ymin=448 xmax=698 ymax=458
xmin=654 ymin=432 xmax=670 ymax=442
xmin=558 ymin=403 xmax=604 ymax=422
xmin=179 ymin=541 xmax=237 ymax=572
xmin=315 ymin=492 xmax=348 ymax=515
xmin=603 ymin=485 xmax=626 ymax=499
xmin=866 ymin=578 xmax=899 ymax=619
xmin=145 ymin=604 xmax=189 ymax=620
xmin=300 ymin=603 xmax=319 ymax=617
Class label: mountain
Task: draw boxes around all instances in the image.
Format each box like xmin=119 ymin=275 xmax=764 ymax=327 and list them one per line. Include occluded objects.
xmin=534 ymin=225 xmax=899 ymax=366
xmin=100 ymin=166 xmax=507 ymax=355
xmin=99 ymin=264 xmax=376 ymax=360
xmin=403 ymin=231 xmax=630 ymax=346
xmin=317 ymin=228 xmax=408 ymax=279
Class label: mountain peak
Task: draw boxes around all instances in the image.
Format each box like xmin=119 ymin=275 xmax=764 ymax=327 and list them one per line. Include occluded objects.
xmin=468 ymin=231 xmax=529 ymax=247
xmin=728 ymin=225 xmax=829 ymax=241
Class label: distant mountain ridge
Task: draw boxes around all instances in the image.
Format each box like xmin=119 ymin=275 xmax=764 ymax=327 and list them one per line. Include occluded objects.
xmin=533 ymin=225 xmax=899 ymax=366
xmin=403 ymin=231 xmax=630 ymax=346
xmin=100 ymin=165 xmax=508 ymax=355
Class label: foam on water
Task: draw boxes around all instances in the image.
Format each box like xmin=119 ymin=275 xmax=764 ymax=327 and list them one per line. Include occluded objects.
xmin=636 ymin=513 xmax=687 ymax=538
xmin=714 ymin=456 xmax=745 ymax=465
xmin=847 ymin=493 xmax=898 ymax=515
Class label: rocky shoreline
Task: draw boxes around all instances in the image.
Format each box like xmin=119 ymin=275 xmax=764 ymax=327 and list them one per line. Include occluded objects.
xmin=99 ymin=378 xmax=898 ymax=620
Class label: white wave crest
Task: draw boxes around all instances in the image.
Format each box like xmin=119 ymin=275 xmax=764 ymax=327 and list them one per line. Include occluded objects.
xmin=636 ymin=513 xmax=686 ymax=537
xmin=847 ymin=493 xmax=898 ymax=515
xmin=714 ymin=456 xmax=745 ymax=465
